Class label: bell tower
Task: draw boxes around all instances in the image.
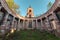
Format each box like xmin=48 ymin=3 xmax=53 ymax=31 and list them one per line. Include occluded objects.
xmin=26 ymin=6 xmax=34 ymax=17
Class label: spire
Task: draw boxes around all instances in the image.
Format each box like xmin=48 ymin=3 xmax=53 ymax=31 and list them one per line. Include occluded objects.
xmin=26 ymin=6 xmax=34 ymax=17
xmin=29 ymin=5 xmax=31 ymax=8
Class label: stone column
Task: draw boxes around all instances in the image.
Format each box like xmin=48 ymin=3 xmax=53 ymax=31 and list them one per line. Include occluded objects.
xmin=40 ymin=19 xmax=43 ymax=30
xmin=21 ymin=20 xmax=24 ymax=29
xmin=19 ymin=19 xmax=21 ymax=29
xmin=45 ymin=17 xmax=51 ymax=31
xmin=32 ymin=20 xmax=33 ymax=29
xmin=1 ymin=13 xmax=9 ymax=34
xmin=11 ymin=17 xmax=15 ymax=29
xmin=25 ymin=20 xmax=28 ymax=29
xmin=52 ymin=12 xmax=60 ymax=36
xmin=2 ymin=13 xmax=9 ymax=29
xmin=27 ymin=20 xmax=28 ymax=29
xmin=23 ymin=20 xmax=25 ymax=29
xmin=33 ymin=20 xmax=36 ymax=29
xmin=17 ymin=19 xmax=20 ymax=31
xmin=36 ymin=19 xmax=38 ymax=29
xmin=20 ymin=19 xmax=23 ymax=29
xmin=24 ymin=20 xmax=26 ymax=29
xmin=14 ymin=19 xmax=16 ymax=30
xmin=52 ymin=12 xmax=58 ymax=30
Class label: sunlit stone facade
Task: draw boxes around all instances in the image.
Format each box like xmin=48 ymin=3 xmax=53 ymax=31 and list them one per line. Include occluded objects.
xmin=26 ymin=6 xmax=34 ymax=17
xmin=0 ymin=0 xmax=60 ymax=37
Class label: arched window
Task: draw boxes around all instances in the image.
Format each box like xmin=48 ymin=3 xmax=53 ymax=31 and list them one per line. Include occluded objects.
xmin=29 ymin=10 xmax=31 ymax=12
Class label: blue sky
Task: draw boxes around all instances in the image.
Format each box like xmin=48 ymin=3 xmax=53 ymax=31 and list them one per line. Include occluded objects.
xmin=14 ymin=0 xmax=55 ymax=17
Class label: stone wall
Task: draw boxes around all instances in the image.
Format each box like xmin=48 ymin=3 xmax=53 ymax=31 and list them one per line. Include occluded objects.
xmin=0 ymin=0 xmax=60 ymax=37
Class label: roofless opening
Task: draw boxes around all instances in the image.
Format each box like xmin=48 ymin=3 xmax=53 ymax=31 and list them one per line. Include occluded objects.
xmin=6 ymin=0 xmax=55 ymax=17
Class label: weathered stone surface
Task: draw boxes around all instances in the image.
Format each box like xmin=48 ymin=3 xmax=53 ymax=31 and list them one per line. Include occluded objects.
xmin=0 ymin=0 xmax=60 ymax=37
